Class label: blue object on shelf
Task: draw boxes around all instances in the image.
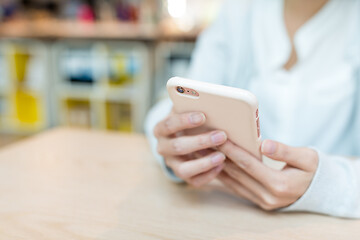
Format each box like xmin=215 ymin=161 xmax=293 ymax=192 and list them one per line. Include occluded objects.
xmin=62 ymin=49 xmax=95 ymax=84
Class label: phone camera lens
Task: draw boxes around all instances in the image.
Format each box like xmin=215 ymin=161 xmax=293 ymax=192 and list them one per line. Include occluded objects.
xmin=176 ymin=86 xmax=185 ymax=93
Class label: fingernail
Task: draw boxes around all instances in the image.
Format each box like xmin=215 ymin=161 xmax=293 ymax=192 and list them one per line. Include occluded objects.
xmin=190 ymin=113 xmax=205 ymax=124
xmin=211 ymin=152 xmax=225 ymax=165
xmin=262 ymin=140 xmax=277 ymax=154
xmin=211 ymin=131 xmax=227 ymax=144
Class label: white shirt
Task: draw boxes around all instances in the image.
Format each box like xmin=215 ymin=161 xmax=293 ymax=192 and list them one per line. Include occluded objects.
xmin=145 ymin=0 xmax=360 ymax=218
xmin=250 ymin=0 xmax=357 ymax=154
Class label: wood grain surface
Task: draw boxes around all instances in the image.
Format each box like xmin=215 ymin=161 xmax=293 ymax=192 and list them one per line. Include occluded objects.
xmin=0 ymin=128 xmax=358 ymax=240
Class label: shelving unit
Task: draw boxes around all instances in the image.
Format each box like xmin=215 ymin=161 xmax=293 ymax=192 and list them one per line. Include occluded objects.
xmin=52 ymin=40 xmax=150 ymax=132
xmin=0 ymin=38 xmax=151 ymax=134
xmin=0 ymin=0 xmax=225 ymax=140
xmin=0 ymin=37 xmax=195 ymax=134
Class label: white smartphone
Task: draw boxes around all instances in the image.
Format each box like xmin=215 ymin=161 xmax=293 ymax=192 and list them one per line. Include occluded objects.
xmin=167 ymin=77 xmax=262 ymax=159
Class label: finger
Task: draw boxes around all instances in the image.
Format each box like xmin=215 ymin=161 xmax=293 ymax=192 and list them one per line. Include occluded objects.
xmin=217 ymin=171 xmax=262 ymax=206
xmin=261 ymin=140 xmax=318 ymax=171
xmin=157 ymin=130 xmax=227 ymax=156
xmin=224 ymin=162 xmax=276 ymax=198
xmin=176 ymin=152 xmax=226 ymax=179
xmin=224 ymin=162 xmax=299 ymax=200
xmin=187 ymin=163 xmax=225 ymax=187
xmin=154 ymin=112 xmax=206 ymax=138
xmin=219 ymin=141 xmax=278 ymax=188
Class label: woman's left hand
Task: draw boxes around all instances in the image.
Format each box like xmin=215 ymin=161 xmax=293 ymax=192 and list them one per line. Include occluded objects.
xmin=217 ymin=139 xmax=319 ymax=210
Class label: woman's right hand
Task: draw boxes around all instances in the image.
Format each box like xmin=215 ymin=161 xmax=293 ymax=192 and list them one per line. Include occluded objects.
xmin=153 ymin=111 xmax=227 ymax=187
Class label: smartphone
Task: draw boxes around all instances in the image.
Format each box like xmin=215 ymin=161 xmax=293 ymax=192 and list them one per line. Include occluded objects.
xmin=167 ymin=77 xmax=262 ymax=160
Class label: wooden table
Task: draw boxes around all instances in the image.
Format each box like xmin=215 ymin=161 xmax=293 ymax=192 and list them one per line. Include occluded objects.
xmin=0 ymin=128 xmax=358 ymax=239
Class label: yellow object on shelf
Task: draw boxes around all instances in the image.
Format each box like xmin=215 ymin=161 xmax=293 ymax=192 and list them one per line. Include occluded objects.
xmin=10 ymin=47 xmax=31 ymax=83
xmin=108 ymin=54 xmax=134 ymax=86
xmin=14 ymin=90 xmax=40 ymax=124
xmin=106 ymin=102 xmax=132 ymax=132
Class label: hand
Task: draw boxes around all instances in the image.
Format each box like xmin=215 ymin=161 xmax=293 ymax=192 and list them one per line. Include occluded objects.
xmin=153 ymin=110 xmax=228 ymax=187
xmin=217 ymin=139 xmax=319 ymax=210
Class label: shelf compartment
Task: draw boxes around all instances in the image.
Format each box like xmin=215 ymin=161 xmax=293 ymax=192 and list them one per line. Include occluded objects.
xmin=64 ymin=99 xmax=92 ymax=128
xmin=105 ymin=102 xmax=132 ymax=132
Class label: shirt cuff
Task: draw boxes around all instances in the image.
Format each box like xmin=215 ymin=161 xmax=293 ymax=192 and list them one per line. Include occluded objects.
xmin=279 ymin=148 xmax=360 ymax=218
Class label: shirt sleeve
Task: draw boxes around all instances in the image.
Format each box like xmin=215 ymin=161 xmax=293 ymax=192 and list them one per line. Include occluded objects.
xmin=280 ymin=150 xmax=360 ymax=219
xmin=144 ymin=98 xmax=183 ymax=182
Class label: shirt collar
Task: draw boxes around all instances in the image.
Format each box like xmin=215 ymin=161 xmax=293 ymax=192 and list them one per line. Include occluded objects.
xmin=253 ymin=0 xmax=355 ymax=73
xmin=293 ymin=0 xmax=344 ymax=62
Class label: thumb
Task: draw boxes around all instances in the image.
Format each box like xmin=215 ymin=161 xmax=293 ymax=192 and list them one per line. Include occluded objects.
xmin=261 ymin=140 xmax=318 ymax=171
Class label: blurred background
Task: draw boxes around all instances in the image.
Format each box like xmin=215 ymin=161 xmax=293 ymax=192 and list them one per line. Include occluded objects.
xmin=0 ymin=0 xmax=223 ymax=146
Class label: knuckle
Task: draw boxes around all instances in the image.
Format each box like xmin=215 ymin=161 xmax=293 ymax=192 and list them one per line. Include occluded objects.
xmin=270 ymin=177 xmax=289 ymax=197
xmin=198 ymin=160 xmax=210 ymax=172
xmin=197 ymin=135 xmax=210 ymax=148
xmin=164 ymin=117 xmax=174 ymax=133
xmin=261 ymin=196 xmax=279 ymax=211
xmin=273 ymin=185 xmax=287 ymax=197
xmin=180 ymin=113 xmax=191 ymax=126
xmin=261 ymin=203 xmax=276 ymax=211
xmin=280 ymin=146 xmax=290 ymax=159
xmin=171 ymin=138 xmax=184 ymax=155
xmin=259 ymin=203 xmax=270 ymax=211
